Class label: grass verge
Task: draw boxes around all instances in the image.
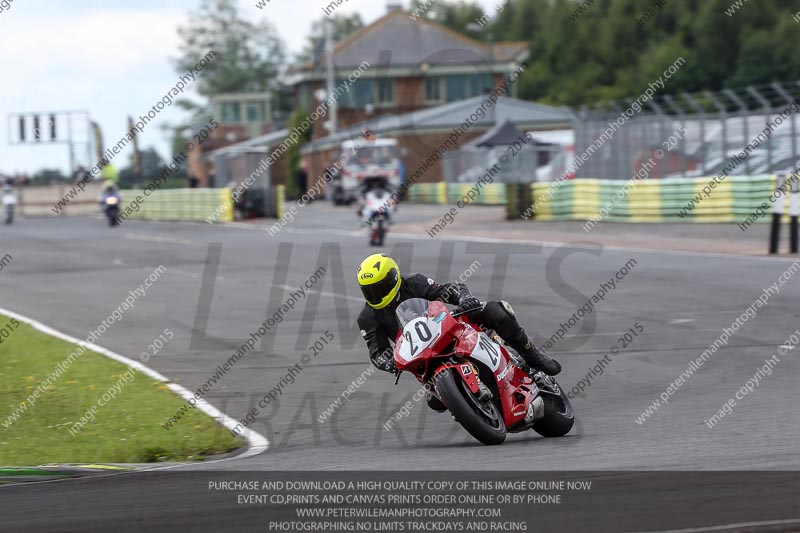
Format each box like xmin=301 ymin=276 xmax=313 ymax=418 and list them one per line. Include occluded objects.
xmin=0 ymin=314 xmax=242 ymax=465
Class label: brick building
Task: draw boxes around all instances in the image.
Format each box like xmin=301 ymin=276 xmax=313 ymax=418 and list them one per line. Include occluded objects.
xmin=291 ymin=6 xmax=529 ymax=142
xmin=205 ymin=6 xmax=571 ymax=194
xmin=301 ymin=96 xmax=572 ymax=187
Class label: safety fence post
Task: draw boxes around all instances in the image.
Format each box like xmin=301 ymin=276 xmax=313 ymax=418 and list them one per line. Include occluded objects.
xmin=791 ymin=178 xmax=799 ymax=254
xmin=769 ymin=174 xmax=800 ymax=255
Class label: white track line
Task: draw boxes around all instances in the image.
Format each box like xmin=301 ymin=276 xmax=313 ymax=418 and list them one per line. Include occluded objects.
xmin=387 ymin=230 xmax=800 ymax=263
xmin=280 ymin=284 xmax=364 ymax=303
xmin=123 ymin=233 xmax=194 ymax=246
xmin=627 ymin=517 xmax=800 ymax=533
xmin=0 ymin=307 xmax=269 ymax=463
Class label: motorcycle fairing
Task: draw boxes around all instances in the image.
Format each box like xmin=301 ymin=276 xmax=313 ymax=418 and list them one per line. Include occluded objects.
xmin=432 ymin=362 xmax=480 ymax=395
xmin=454 ymin=319 xmax=540 ymax=428
xmin=393 ymin=298 xmax=542 ymax=429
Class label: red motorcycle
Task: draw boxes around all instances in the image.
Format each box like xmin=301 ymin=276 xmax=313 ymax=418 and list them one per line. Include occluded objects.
xmin=393 ymin=298 xmax=574 ymax=445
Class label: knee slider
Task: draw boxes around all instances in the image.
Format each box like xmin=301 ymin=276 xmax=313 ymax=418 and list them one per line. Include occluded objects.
xmin=499 ymin=300 xmax=516 ymax=319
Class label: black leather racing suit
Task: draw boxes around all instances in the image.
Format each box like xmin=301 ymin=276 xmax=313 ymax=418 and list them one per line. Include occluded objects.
xmin=357 ymin=273 xmax=534 ymax=373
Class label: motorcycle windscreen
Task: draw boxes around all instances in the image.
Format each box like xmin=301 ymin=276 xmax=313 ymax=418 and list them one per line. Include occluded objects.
xmin=395 ymin=298 xmax=430 ymax=328
xmin=396 ymin=299 xmax=443 ymax=363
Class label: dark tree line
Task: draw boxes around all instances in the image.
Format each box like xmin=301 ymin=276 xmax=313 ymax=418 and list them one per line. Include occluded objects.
xmin=413 ymin=0 xmax=800 ymax=106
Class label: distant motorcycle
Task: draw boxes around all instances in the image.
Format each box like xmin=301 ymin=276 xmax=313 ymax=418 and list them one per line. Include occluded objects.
xmin=2 ymin=186 xmax=17 ymax=225
xmin=359 ymin=177 xmax=396 ymax=246
xmin=101 ymin=192 xmax=121 ymax=227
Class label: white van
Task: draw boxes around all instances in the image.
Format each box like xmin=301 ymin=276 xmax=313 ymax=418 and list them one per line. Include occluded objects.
xmin=333 ymin=138 xmax=402 ymax=205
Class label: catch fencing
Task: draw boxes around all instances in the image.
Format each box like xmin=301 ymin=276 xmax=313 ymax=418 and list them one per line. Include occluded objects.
xmin=573 ymin=82 xmax=800 ymax=180
xmin=441 ymin=145 xmax=562 ymax=184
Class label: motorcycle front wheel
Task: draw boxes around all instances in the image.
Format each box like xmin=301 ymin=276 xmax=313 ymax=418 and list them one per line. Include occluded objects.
xmin=332 ymin=187 xmax=344 ymax=205
xmin=107 ymin=208 xmax=119 ymax=226
xmin=376 ymin=218 xmax=385 ymax=246
xmin=435 ymin=368 xmax=506 ymax=445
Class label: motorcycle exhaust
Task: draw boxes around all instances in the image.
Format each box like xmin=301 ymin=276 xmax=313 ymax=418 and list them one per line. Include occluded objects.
xmin=524 ymin=396 xmax=545 ymax=424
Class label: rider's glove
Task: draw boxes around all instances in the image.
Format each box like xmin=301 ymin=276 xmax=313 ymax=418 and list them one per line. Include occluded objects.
xmin=458 ymin=294 xmax=482 ymax=314
xmin=373 ymin=352 xmax=398 ymax=374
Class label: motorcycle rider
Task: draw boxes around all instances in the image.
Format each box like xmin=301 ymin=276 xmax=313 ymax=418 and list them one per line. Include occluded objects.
xmin=99 ymin=182 xmax=121 ymax=222
xmin=100 ymin=182 xmax=120 ymax=203
xmin=356 ymin=253 xmax=561 ymax=410
xmin=357 ymin=176 xmax=395 ymax=219
xmin=2 ymin=178 xmax=17 ymax=225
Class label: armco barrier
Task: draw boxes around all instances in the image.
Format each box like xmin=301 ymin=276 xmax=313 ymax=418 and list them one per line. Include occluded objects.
xmin=119 ymin=188 xmax=234 ymax=223
xmin=17 ymin=182 xmax=107 ymax=217
xmin=520 ymin=175 xmax=796 ymax=223
xmin=405 ymin=183 xmax=507 ymax=205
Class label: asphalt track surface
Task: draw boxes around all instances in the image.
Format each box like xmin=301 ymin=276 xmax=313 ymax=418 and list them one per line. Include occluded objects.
xmin=2 ymin=204 xmax=800 ymax=532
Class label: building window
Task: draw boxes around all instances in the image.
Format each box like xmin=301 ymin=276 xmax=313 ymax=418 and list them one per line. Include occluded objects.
xmin=445 ymin=76 xmax=467 ymax=102
xmin=339 ymin=79 xmax=373 ymax=109
xmin=245 ymin=102 xmax=264 ymax=123
xmin=425 ymin=77 xmax=442 ymax=102
xmin=444 ymin=75 xmax=494 ymax=102
xmin=298 ymin=85 xmax=313 ymax=110
xmin=220 ymin=102 xmax=241 ymax=123
xmin=334 ymin=79 xmax=394 ymax=108
xmin=377 ymin=79 xmax=394 ymax=105
xmin=470 ymin=75 xmax=493 ymax=96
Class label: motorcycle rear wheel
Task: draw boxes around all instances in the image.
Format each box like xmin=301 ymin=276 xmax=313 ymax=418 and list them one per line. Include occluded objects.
xmin=532 ymin=379 xmax=574 ymax=438
xmin=435 ymin=368 xmax=506 ymax=445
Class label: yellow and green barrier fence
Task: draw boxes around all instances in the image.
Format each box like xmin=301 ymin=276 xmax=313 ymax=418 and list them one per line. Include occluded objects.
xmin=513 ymin=175 xmax=791 ymax=223
xmin=406 ymin=183 xmax=507 ymax=205
xmin=404 ymin=177 xmax=795 ymax=224
xmin=119 ymin=188 xmax=234 ymax=223
xmin=275 ymin=185 xmax=285 ymax=220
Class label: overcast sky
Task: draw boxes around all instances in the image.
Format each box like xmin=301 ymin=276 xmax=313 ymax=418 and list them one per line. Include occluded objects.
xmin=0 ymin=0 xmax=504 ymax=177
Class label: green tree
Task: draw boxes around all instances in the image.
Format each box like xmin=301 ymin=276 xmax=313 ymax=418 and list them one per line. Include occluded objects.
xmin=168 ymin=0 xmax=286 ymax=189
xmin=297 ymin=14 xmax=365 ymax=64
xmin=119 ymin=148 xmax=166 ymax=189
xmin=30 ymin=169 xmax=67 ymax=185
xmin=687 ymin=0 xmax=743 ymax=91
xmin=283 ymin=106 xmax=314 ymax=199
xmin=728 ymin=22 xmax=800 ymax=88
xmin=175 ymin=0 xmax=285 ymax=95
xmin=410 ymin=0 xmax=486 ymax=38
xmin=474 ymin=0 xmax=800 ymax=105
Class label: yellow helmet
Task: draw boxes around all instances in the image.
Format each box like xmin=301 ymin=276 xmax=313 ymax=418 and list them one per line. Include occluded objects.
xmin=357 ymin=253 xmax=401 ymax=309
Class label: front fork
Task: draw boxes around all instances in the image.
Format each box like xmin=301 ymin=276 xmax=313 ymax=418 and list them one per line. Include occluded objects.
xmin=432 ymin=361 xmax=492 ymax=402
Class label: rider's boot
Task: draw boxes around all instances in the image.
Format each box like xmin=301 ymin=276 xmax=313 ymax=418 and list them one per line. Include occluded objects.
xmin=508 ymin=330 xmax=561 ymax=376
